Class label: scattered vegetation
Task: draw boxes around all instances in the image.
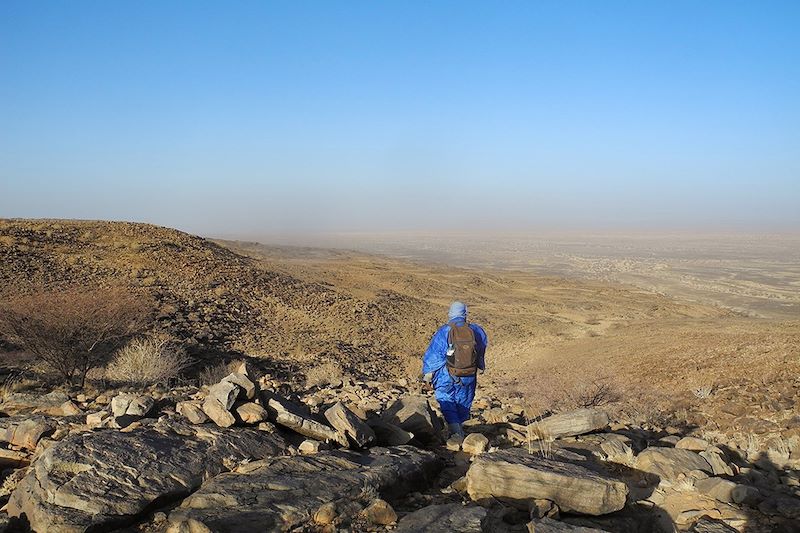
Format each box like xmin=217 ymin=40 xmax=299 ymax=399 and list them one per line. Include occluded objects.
xmin=692 ymin=385 xmax=713 ymax=399
xmin=0 ymin=287 xmax=153 ymax=388
xmin=197 ymin=359 xmax=244 ymax=386
xmin=524 ymin=370 xmax=623 ymax=414
xmin=106 ymin=335 xmax=192 ymax=386
xmin=0 ymin=368 xmax=39 ymax=400
xmin=305 ymin=361 xmax=344 ymax=388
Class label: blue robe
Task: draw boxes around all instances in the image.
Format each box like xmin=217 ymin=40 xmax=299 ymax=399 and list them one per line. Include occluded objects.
xmin=422 ymin=319 xmax=488 ymax=424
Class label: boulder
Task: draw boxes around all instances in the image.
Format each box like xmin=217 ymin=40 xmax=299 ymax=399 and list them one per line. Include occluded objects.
xmin=699 ymin=450 xmax=734 ymax=476
xmin=1 ymin=391 xmax=70 ymax=414
xmin=58 ymin=401 xmax=83 ymax=416
xmin=446 ymin=434 xmax=464 ymax=451
xmin=395 ymin=503 xmax=486 ymax=533
xmin=221 ymin=373 xmax=257 ymax=400
xmin=528 ymin=409 xmax=609 ymax=440
xmin=635 ymin=447 xmax=712 ymax=481
xmin=659 ymin=435 xmax=681 ymax=446
xmin=324 ymin=402 xmax=375 ymax=448
xmin=202 ymin=397 xmax=236 ymax=428
xmin=110 ymin=393 xmax=154 ymax=418
xmin=0 ymin=418 xmax=54 ymax=450
xmin=694 ymin=477 xmax=737 ymax=503
xmin=298 ymin=439 xmax=328 ymax=455
xmin=369 ymin=420 xmax=414 ymax=446
xmin=264 ymin=392 xmax=346 ymax=446
xmin=86 ymin=411 xmax=110 ymax=429
xmin=381 ymin=395 xmax=443 ymax=443
xmin=363 ymin=498 xmax=397 ymax=525
xmin=462 ymin=433 xmax=489 ymax=455
xmin=675 ymin=437 xmax=709 ymax=451
xmin=528 ymin=517 xmax=607 ymax=532
xmin=7 ymin=419 xmax=286 ymax=532
xmin=208 ymin=381 xmax=240 ymax=410
xmin=167 ymin=446 xmax=442 ymax=531
xmin=731 ymin=484 xmax=761 ymax=505
xmin=466 ymin=448 xmax=627 ymax=515
xmin=176 ymin=401 xmax=209 ymax=424
xmin=313 ymin=502 xmax=337 ymax=525
xmin=234 ymin=402 xmax=268 ymax=424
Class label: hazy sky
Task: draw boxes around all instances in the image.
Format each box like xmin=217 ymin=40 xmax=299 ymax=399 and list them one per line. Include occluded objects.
xmin=1 ymin=1 xmax=798 ymax=235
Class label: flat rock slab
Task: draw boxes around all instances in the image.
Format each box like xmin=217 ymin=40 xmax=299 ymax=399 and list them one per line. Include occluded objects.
xmin=1 ymin=391 xmax=71 ymax=415
xmin=8 ymin=419 xmax=286 ymax=533
xmin=0 ymin=417 xmax=55 ymax=450
xmin=369 ymin=420 xmax=414 ymax=446
xmin=395 ymin=503 xmax=486 ymax=533
xmin=635 ymin=447 xmax=712 ymax=481
xmin=324 ymin=402 xmax=375 ymax=448
xmin=529 ymin=409 xmax=609 ymax=440
xmin=466 ymin=448 xmax=627 ymax=516
xmin=167 ymin=446 xmax=442 ymax=532
xmin=381 ymin=395 xmax=442 ymax=443
xmin=264 ymin=392 xmax=347 ymax=446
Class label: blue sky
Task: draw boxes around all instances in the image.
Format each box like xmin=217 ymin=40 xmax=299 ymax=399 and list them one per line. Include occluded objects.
xmin=1 ymin=1 xmax=798 ymax=235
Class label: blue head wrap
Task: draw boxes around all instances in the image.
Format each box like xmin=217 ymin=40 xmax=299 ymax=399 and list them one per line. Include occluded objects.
xmin=448 ymin=301 xmax=467 ymax=321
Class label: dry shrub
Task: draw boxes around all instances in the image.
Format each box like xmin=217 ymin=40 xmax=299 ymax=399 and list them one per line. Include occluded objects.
xmin=0 ymin=287 xmax=153 ymax=388
xmin=524 ymin=368 xmax=623 ymax=415
xmin=617 ymin=389 xmax=674 ymax=427
xmin=305 ymin=361 xmax=344 ymax=388
xmin=198 ymin=359 xmax=244 ymax=386
xmin=106 ymin=336 xmax=192 ymax=386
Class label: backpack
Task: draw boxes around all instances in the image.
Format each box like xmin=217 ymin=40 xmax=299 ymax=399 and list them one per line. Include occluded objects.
xmin=446 ymin=320 xmax=478 ymax=377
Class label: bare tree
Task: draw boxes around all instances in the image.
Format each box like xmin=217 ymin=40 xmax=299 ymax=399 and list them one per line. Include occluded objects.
xmin=0 ymin=287 xmax=153 ymax=388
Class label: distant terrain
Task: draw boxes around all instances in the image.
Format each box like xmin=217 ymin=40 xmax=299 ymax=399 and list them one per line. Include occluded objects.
xmin=253 ymin=232 xmax=800 ymax=319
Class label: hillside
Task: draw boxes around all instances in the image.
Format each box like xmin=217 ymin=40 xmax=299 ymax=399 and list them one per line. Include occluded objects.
xmin=0 ymin=219 xmax=436 ymax=379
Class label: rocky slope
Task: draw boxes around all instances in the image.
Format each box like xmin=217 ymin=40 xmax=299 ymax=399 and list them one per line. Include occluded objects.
xmin=0 ymin=367 xmax=797 ymax=532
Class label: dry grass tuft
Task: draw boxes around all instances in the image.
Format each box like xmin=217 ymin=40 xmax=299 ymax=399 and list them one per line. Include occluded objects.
xmin=106 ymin=336 xmax=192 ymax=386
xmin=197 ymin=360 xmax=245 ymax=387
xmin=305 ymin=361 xmax=344 ymax=388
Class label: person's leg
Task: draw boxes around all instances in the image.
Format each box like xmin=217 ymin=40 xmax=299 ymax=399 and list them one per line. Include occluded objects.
xmin=455 ymin=377 xmax=477 ymax=424
xmin=433 ymin=373 xmax=460 ymax=427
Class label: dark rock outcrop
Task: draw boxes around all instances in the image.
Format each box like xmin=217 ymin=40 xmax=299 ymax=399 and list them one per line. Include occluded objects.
xmin=166 ymin=446 xmax=442 ymax=532
xmin=7 ymin=419 xmax=286 ymax=532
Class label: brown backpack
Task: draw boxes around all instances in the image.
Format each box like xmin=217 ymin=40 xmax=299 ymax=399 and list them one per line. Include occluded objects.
xmin=446 ymin=320 xmax=478 ymax=377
